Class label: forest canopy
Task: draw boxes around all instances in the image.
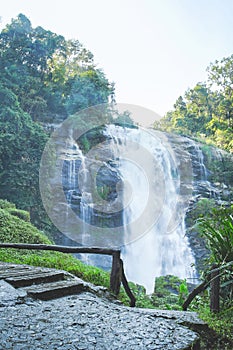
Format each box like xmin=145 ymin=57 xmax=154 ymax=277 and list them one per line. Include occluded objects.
xmin=0 ymin=14 xmax=114 ymax=228
xmin=156 ymin=55 xmax=233 ymax=153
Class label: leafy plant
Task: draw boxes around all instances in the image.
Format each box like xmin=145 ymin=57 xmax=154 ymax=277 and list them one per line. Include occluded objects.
xmin=156 ymin=55 xmax=233 ymax=152
xmin=197 ymin=206 xmax=233 ymax=308
xmin=197 ymin=206 xmax=233 ymax=263
xmin=97 ymin=184 xmax=111 ymax=200
xmin=178 ymin=279 xmax=189 ymax=305
xmin=7 ymin=208 xmax=30 ymax=222
xmin=0 ymin=199 xmax=16 ymax=210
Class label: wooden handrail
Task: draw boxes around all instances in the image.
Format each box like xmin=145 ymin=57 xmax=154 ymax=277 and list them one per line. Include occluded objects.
xmin=182 ymin=278 xmax=210 ymax=311
xmin=0 ymin=243 xmax=120 ymax=255
xmin=0 ymin=242 xmax=136 ymax=306
xmin=182 ymin=264 xmax=221 ymax=312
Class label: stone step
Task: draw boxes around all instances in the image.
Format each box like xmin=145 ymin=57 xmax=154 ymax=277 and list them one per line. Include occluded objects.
xmin=5 ymin=271 xmax=65 ymax=288
xmin=0 ymin=267 xmax=33 ymax=276
xmin=0 ymin=264 xmax=56 ymax=276
xmin=24 ymin=279 xmax=88 ymax=300
xmin=0 ymin=268 xmax=54 ymax=279
xmin=0 ymin=263 xmax=32 ymax=271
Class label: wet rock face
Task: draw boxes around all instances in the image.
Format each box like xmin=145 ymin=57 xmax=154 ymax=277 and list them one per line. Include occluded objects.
xmin=61 ymin=139 xmax=124 ymax=230
xmin=96 ymin=163 xmax=121 ymax=202
xmin=61 ymin=129 xmax=232 ymax=273
xmin=166 ymin=133 xmax=233 ymax=272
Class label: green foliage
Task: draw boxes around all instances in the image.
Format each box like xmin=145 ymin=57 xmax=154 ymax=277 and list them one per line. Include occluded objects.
xmin=0 ymin=90 xmax=49 ymax=227
xmin=0 ymin=14 xmax=114 ymax=231
xmin=0 ymin=208 xmax=51 ymax=244
xmin=0 ymin=204 xmax=111 ymax=289
xmin=201 ymin=146 xmax=233 ymax=187
xmin=197 ymin=206 xmax=233 ymax=310
xmin=197 ymin=206 xmax=233 ymax=263
xmin=186 ymin=198 xmax=216 ymax=228
xmin=195 ymin=198 xmax=216 ymax=217
xmin=0 ymin=199 xmax=15 ymax=209
xmin=200 ymin=307 xmax=233 ymax=342
xmin=178 ymin=279 xmax=189 ymax=305
xmin=118 ymin=283 xmax=155 ymax=308
xmin=97 ymin=185 xmax=111 ymax=200
xmin=156 ymin=56 xmax=233 ymax=152
xmin=80 ymin=135 xmax=91 ymax=153
xmin=0 ymin=14 xmax=113 ymax=123
xmin=151 ymin=275 xmax=188 ymax=310
xmin=113 ymin=111 xmax=136 ymax=128
xmin=184 ymin=289 xmax=233 ymax=349
xmin=78 ymin=125 xmax=109 ymax=153
xmin=65 ymin=69 xmax=112 ymax=115
xmin=7 ymin=208 xmax=30 ymax=222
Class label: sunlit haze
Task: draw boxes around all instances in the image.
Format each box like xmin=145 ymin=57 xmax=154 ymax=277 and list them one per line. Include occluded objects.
xmin=1 ymin=0 xmax=233 ymax=118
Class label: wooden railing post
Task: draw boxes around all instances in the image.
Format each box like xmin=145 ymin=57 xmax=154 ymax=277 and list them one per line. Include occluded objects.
xmin=210 ymin=264 xmax=220 ymax=313
xmin=120 ymin=259 xmax=136 ymax=307
xmin=110 ymin=251 xmax=122 ymax=295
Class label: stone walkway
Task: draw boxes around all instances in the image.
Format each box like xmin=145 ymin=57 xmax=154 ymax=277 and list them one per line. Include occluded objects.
xmin=0 ymin=263 xmax=203 ymax=350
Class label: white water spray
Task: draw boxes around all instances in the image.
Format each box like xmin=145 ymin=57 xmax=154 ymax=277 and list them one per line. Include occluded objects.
xmin=105 ymin=125 xmax=196 ymax=293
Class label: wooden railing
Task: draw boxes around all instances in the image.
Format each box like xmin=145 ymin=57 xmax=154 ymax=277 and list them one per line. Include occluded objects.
xmin=183 ymin=264 xmax=221 ymax=312
xmin=0 ymin=243 xmax=136 ymax=307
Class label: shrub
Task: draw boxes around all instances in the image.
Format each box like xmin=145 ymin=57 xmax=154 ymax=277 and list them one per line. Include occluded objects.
xmin=7 ymin=208 xmax=30 ymax=222
xmin=197 ymin=206 xmax=233 ymax=263
xmin=0 ymin=209 xmax=51 ymax=244
xmin=197 ymin=206 xmax=233 ymax=307
xmin=0 ymin=199 xmax=16 ymax=210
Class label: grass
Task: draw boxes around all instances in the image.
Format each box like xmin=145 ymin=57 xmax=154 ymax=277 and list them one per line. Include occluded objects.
xmin=0 ymin=248 xmax=111 ymax=289
xmin=0 ymin=200 xmax=111 ymax=290
xmin=187 ymin=292 xmax=233 ymax=349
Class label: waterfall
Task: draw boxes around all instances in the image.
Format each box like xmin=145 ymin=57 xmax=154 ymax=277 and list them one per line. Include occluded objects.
xmin=41 ymin=114 xmax=231 ymax=294
xmin=62 ymin=125 xmax=196 ymax=293
xmin=62 ymin=131 xmax=95 ymax=264
xmin=104 ymin=125 xmax=196 ymax=293
xmin=188 ymin=139 xmax=221 ymax=200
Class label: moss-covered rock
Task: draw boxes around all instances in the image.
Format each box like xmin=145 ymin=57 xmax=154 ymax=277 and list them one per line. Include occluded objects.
xmin=151 ymin=275 xmax=188 ymax=310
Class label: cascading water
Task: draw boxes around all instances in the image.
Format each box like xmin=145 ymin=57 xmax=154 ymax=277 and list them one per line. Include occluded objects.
xmin=62 ymin=131 xmax=94 ymax=264
xmin=62 ymin=124 xmax=196 ymax=293
xmin=188 ymin=139 xmax=221 ymax=200
xmin=104 ymin=125 xmax=196 ymax=293
xmin=41 ymin=108 xmax=232 ymax=295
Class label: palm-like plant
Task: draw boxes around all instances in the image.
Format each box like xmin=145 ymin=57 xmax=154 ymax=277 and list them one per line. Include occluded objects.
xmin=197 ymin=206 xmax=233 ymax=263
xmin=197 ymin=206 xmax=233 ymax=304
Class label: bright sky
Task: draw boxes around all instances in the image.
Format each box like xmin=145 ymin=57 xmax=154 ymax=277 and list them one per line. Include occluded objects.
xmin=1 ymin=0 xmax=233 ymax=117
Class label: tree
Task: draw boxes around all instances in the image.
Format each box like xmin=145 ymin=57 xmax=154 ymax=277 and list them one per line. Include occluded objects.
xmin=0 ymin=84 xmax=48 ymax=226
xmin=0 ymin=14 xmax=114 ymax=123
xmin=158 ymin=54 xmax=233 ymax=152
xmin=65 ymin=69 xmax=113 ymax=114
xmin=207 ymin=56 xmax=233 ymax=128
